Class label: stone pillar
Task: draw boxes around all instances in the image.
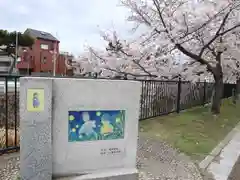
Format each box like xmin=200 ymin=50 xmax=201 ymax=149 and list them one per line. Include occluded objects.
xmin=20 ymin=77 xmax=53 ymax=180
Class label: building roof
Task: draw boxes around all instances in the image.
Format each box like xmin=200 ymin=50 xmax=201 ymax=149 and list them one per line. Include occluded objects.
xmin=25 ymin=28 xmax=59 ymax=42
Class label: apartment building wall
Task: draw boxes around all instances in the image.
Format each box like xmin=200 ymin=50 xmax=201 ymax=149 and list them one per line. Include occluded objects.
xmin=17 ymin=38 xmax=72 ymax=75
xmin=0 ymin=51 xmax=11 ymax=74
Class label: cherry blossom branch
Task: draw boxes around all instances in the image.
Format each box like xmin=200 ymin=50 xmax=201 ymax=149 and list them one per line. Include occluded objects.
xmin=90 ymin=48 xmax=157 ymax=78
xmin=107 ymin=43 xmax=156 ymax=77
xmin=105 ymin=67 xmax=156 ymax=78
xmin=199 ymin=12 xmax=231 ymax=57
xmin=151 ymin=0 xmax=214 ymax=73
xmin=179 ymin=2 xmax=234 ymax=39
xmin=220 ymin=23 xmax=240 ymax=36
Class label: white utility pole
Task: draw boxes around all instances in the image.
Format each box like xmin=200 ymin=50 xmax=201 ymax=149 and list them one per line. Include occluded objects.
xmin=15 ymin=32 xmax=18 ymax=73
xmin=15 ymin=32 xmax=18 ymax=58
xmin=53 ymin=40 xmax=57 ymax=76
xmin=27 ymin=57 xmax=30 ymax=75
xmin=53 ymin=32 xmax=59 ymax=77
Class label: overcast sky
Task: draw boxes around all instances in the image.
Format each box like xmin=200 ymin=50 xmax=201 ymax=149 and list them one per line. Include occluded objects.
xmin=0 ymin=0 xmax=138 ymax=55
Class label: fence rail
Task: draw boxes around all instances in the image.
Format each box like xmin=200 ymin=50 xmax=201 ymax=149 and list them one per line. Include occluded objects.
xmin=0 ymin=75 xmax=236 ymax=154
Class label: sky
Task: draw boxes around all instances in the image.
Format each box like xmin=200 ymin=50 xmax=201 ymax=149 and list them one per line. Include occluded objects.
xmin=0 ymin=0 xmax=138 ymax=56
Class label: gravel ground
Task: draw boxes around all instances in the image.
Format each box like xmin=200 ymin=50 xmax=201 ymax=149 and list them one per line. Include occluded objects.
xmin=137 ymin=136 xmax=202 ymax=180
xmin=0 ymin=135 xmax=203 ymax=180
xmin=0 ymin=155 xmax=19 ymax=180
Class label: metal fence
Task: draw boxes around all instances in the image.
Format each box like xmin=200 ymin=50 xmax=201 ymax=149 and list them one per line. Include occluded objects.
xmin=139 ymin=79 xmax=214 ymax=120
xmin=0 ymin=75 xmax=236 ymax=154
xmin=0 ymin=75 xmax=20 ymax=154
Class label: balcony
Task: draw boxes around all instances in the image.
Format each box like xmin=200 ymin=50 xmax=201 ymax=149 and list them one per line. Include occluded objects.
xmin=0 ymin=58 xmax=11 ymax=73
xmin=0 ymin=66 xmax=9 ymax=73
xmin=0 ymin=66 xmax=9 ymax=71
xmin=0 ymin=56 xmax=12 ymax=63
xmin=16 ymin=60 xmax=34 ymax=69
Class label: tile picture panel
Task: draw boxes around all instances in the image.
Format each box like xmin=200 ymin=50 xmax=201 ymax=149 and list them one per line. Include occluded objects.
xmin=68 ymin=110 xmax=125 ymax=142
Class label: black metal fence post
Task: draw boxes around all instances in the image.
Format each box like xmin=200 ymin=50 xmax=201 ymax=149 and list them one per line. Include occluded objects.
xmin=203 ymin=80 xmax=206 ymax=105
xmin=4 ymin=76 xmax=8 ymax=148
xmin=140 ymin=81 xmax=144 ymax=120
xmin=177 ymin=77 xmax=182 ymax=113
xmin=14 ymin=77 xmax=18 ymax=147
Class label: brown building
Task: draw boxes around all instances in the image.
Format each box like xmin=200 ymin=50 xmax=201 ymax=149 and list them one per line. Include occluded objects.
xmin=17 ymin=28 xmax=73 ymax=76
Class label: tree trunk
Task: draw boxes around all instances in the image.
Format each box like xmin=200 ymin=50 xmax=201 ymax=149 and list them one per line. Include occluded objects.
xmin=210 ymin=51 xmax=224 ymax=114
xmin=236 ymin=77 xmax=240 ymax=104
xmin=232 ymin=88 xmax=236 ymax=104
xmin=211 ymin=76 xmax=224 ymax=114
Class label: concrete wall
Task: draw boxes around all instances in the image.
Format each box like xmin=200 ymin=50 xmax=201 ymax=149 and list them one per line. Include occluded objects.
xmin=52 ymin=78 xmax=141 ymax=177
xmin=20 ymin=77 xmax=53 ymax=180
xmin=20 ymin=77 xmax=141 ymax=179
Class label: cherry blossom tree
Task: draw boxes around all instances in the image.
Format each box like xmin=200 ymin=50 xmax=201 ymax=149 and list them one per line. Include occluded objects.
xmin=84 ymin=30 xmax=185 ymax=80
xmin=119 ymin=0 xmax=240 ymax=114
xmin=72 ymin=52 xmax=98 ymax=77
xmin=222 ymin=31 xmax=240 ymax=103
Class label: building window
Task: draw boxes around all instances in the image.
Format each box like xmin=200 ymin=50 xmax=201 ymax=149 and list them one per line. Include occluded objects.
xmin=40 ymin=44 xmax=49 ymax=50
xmin=50 ymin=43 xmax=55 ymax=50
xmin=42 ymin=57 xmax=47 ymax=64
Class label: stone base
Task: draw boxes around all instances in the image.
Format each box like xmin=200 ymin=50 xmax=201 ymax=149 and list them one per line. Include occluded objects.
xmin=54 ymin=168 xmax=138 ymax=180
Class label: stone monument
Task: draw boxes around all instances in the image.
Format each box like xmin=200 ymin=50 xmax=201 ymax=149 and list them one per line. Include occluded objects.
xmin=20 ymin=77 xmax=141 ymax=180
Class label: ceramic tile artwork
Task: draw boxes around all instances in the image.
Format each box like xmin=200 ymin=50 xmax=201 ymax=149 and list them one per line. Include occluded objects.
xmin=68 ymin=110 xmax=125 ymax=142
xmin=27 ymin=88 xmax=45 ymax=112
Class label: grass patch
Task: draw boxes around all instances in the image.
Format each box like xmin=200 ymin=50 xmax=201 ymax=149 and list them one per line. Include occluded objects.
xmin=140 ymin=98 xmax=240 ymax=161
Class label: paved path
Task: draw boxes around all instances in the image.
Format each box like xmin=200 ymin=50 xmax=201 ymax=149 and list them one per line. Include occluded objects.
xmin=205 ymin=126 xmax=240 ymax=180
xmin=227 ymin=156 xmax=240 ymax=180
xmin=0 ymin=135 xmax=203 ymax=180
